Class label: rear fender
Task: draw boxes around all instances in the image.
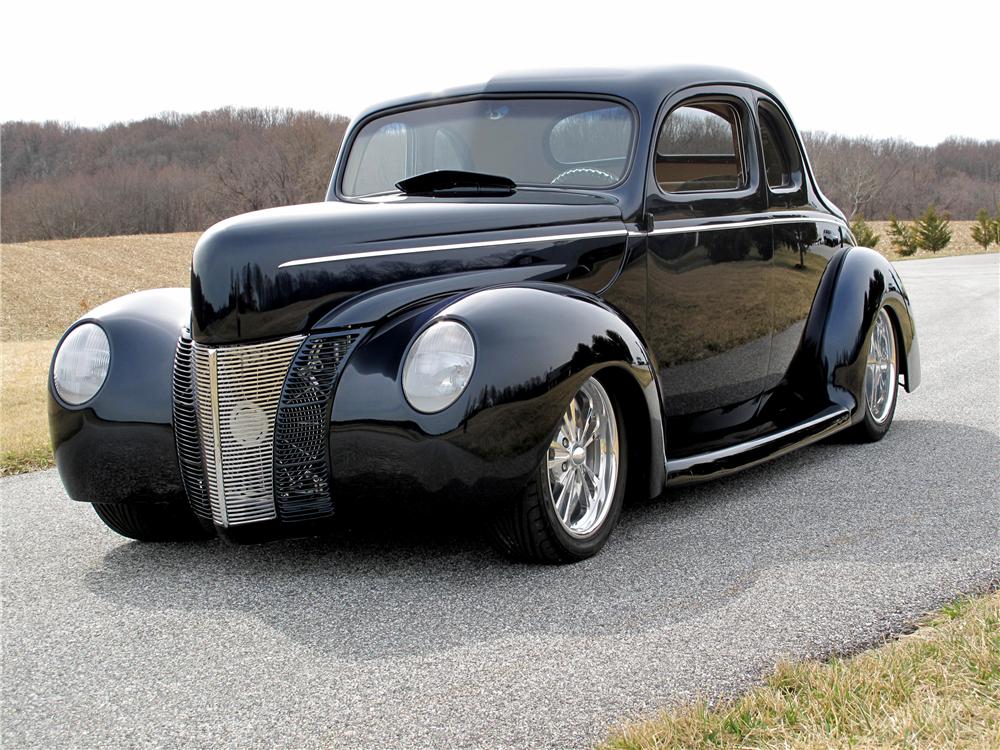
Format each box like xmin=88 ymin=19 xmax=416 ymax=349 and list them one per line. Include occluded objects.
xmin=814 ymin=247 xmax=920 ymax=418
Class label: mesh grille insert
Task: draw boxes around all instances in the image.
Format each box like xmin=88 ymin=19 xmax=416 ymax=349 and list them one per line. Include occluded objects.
xmin=273 ymin=333 xmax=359 ymax=522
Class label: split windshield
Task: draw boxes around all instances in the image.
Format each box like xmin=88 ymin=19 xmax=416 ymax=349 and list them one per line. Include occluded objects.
xmin=341 ymin=98 xmax=635 ymax=197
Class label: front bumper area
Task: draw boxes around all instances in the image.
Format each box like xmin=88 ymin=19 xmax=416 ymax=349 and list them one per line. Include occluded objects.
xmin=50 ymin=405 xmax=188 ymax=507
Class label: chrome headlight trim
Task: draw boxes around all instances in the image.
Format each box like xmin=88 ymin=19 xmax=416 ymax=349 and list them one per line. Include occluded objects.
xmin=51 ymin=322 xmax=112 ymax=407
xmin=402 ymin=320 xmax=476 ymax=413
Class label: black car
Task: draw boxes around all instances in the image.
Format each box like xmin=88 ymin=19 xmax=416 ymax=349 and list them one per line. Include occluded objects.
xmin=48 ymin=66 xmax=920 ymax=562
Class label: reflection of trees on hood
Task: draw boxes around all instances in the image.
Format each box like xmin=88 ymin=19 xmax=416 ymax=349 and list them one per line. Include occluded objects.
xmin=215 ymin=235 xmax=626 ymax=317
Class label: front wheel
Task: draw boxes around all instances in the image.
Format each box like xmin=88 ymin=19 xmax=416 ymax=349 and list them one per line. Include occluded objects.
xmin=92 ymin=501 xmax=214 ymax=542
xmin=490 ymin=376 xmax=627 ymax=563
xmin=848 ymin=306 xmax=899 ymax=442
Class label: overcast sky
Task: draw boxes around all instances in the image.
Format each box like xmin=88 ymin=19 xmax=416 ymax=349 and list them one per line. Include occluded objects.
xmin=2 ymin=0 xmax=995 ymax=145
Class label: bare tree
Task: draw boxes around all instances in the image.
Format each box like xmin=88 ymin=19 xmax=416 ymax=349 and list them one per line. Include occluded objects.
xmin=1 ymin=109 xmax=348 ymax=242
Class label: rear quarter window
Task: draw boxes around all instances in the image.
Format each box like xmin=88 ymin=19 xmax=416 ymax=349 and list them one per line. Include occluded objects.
xmin=758 ymin=101 xmax=803 ymax=190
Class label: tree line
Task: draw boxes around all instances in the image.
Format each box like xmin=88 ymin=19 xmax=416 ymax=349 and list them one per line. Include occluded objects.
xmin=1 ymin=109 xmax=997 ymax=243
xmin=1 ymin=108 xmax=348 ymax=242
xmin=804 ymin=132 xmax=999 ymax=221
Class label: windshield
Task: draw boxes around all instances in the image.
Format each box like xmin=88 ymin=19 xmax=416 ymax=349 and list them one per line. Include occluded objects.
xmin=341 ymin=98 xmax=635 ymax=197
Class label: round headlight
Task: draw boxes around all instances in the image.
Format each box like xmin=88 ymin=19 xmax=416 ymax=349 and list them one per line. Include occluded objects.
xmin=52 ymin=323 xmax=111 ymax=406
xmin=402 ymin=320 xmax=475 ymax=413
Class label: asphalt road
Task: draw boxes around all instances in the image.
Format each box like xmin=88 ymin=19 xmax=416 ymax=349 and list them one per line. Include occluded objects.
xmin=3 ymin=254 xmax=998 ymax=750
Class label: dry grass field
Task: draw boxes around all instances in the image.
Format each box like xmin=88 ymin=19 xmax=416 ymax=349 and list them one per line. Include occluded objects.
xmin=0 ymin=223 xmax=994 ymax=476
xmin=1 ymin=232 xmax=201 ymax=341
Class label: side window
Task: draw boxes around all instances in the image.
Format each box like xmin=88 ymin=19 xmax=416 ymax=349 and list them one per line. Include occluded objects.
xmin=758 ymin=102 xmax=802 ymax=190
xmin=655 ymin=102 xmax=744 ymax=193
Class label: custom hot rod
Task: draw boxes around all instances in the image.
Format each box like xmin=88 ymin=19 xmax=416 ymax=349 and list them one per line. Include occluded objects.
xmin=49 ymin=66 xmax=919 ymax=562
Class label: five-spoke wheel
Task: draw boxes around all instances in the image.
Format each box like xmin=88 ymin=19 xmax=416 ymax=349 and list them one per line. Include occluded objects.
xmin=545 ymin=378 xmax=619 ymax=538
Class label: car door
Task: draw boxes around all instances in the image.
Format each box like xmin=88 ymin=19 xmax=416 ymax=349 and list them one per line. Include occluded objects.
xmin=754 ymin=95 xmax=848 ymax=393
xmin=644 ymin=86 xmax=774 ymax=456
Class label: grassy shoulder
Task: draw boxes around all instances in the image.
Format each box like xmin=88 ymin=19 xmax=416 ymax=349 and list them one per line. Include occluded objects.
xmin=600 ymin=591 xmax=1000 ymax=750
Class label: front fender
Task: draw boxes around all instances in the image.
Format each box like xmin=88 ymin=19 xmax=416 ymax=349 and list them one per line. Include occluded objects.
xmin=328 ymin=284 xmax=663 ymax=505
xmin=819 ymin=247 xmax=920 ymax=417
xmin=48 ymin=288 xmax=190 ymax=504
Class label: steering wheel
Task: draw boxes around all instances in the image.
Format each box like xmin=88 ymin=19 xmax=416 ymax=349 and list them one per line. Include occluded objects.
xmin=550 ymin=167 xmax=617 ymax=186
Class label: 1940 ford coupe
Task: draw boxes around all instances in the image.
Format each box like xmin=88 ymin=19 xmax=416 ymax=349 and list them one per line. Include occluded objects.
xmin=49 ymin=66 xmax=919 ymax=562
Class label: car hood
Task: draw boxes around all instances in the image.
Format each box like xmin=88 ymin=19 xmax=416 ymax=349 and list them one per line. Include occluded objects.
xmin=191 ymin=196 xmax=626 ymax=344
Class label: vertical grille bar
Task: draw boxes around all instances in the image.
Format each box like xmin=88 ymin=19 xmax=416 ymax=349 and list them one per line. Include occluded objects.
xmin=191 ymin=336 xmax=304 ymax=526
xmin=273 ymin=333 xmax=359 ymax=521
xmin=171 ymin=334 xmax=212 ymax=519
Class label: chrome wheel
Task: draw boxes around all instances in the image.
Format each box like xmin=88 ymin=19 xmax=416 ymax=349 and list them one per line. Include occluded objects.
xmin=865 ymin=308 xmax=897 ymax=424
xmin=545 ymin=377 xmax=619 ymax=538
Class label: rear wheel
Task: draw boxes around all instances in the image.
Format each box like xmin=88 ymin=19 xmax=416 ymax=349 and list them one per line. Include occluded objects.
xmin=490 ymin=376 xmax=627 ymax=563
xmin=92 ymin=502 xmax=214 ymax=542
xmin=848 ymin=306 xmax=899 ymax=442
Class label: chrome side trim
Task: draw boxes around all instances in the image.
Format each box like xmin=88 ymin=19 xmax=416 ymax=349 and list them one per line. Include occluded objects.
xmin=627 ymin=214 xmax=850 ymax=238
xmin=279 ymin=215 xmax=848 ymax=269
xmin=278 ymin=228 xmax=628 ymax=268
xmin=643 ymin=214 xmax=850 ymax=237
xmin=666 ymin=406 xmax=850 ymax=477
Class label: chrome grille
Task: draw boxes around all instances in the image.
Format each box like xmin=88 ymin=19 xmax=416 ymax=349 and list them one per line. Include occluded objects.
xmin=172 ymin=334 xmax=211 ymax=519
xmin=191 ymin=336 xmax=304 ymax=526
xmin=273 ymin=333 xmax=358 ymax=521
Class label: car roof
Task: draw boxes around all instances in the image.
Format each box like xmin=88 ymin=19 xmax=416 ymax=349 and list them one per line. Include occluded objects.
xmin=352 ymin=66 xmax=779 ymax=122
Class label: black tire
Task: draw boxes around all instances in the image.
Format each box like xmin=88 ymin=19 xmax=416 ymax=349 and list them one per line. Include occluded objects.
xmin=490 ymin=376 xmax=628 ymax=564
xmin=846 ymin=306 xmax=899 ymax=443
xmin=92 ymin=502 xmax=214 ymax=542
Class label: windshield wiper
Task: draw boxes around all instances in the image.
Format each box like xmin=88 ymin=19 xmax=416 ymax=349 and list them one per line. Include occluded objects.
xmin=395 ymin=170 xmax=517 ymax=196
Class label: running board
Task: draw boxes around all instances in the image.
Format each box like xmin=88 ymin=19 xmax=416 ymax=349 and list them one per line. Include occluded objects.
xmin=665 ymin=406 xmax=851 ymax=484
